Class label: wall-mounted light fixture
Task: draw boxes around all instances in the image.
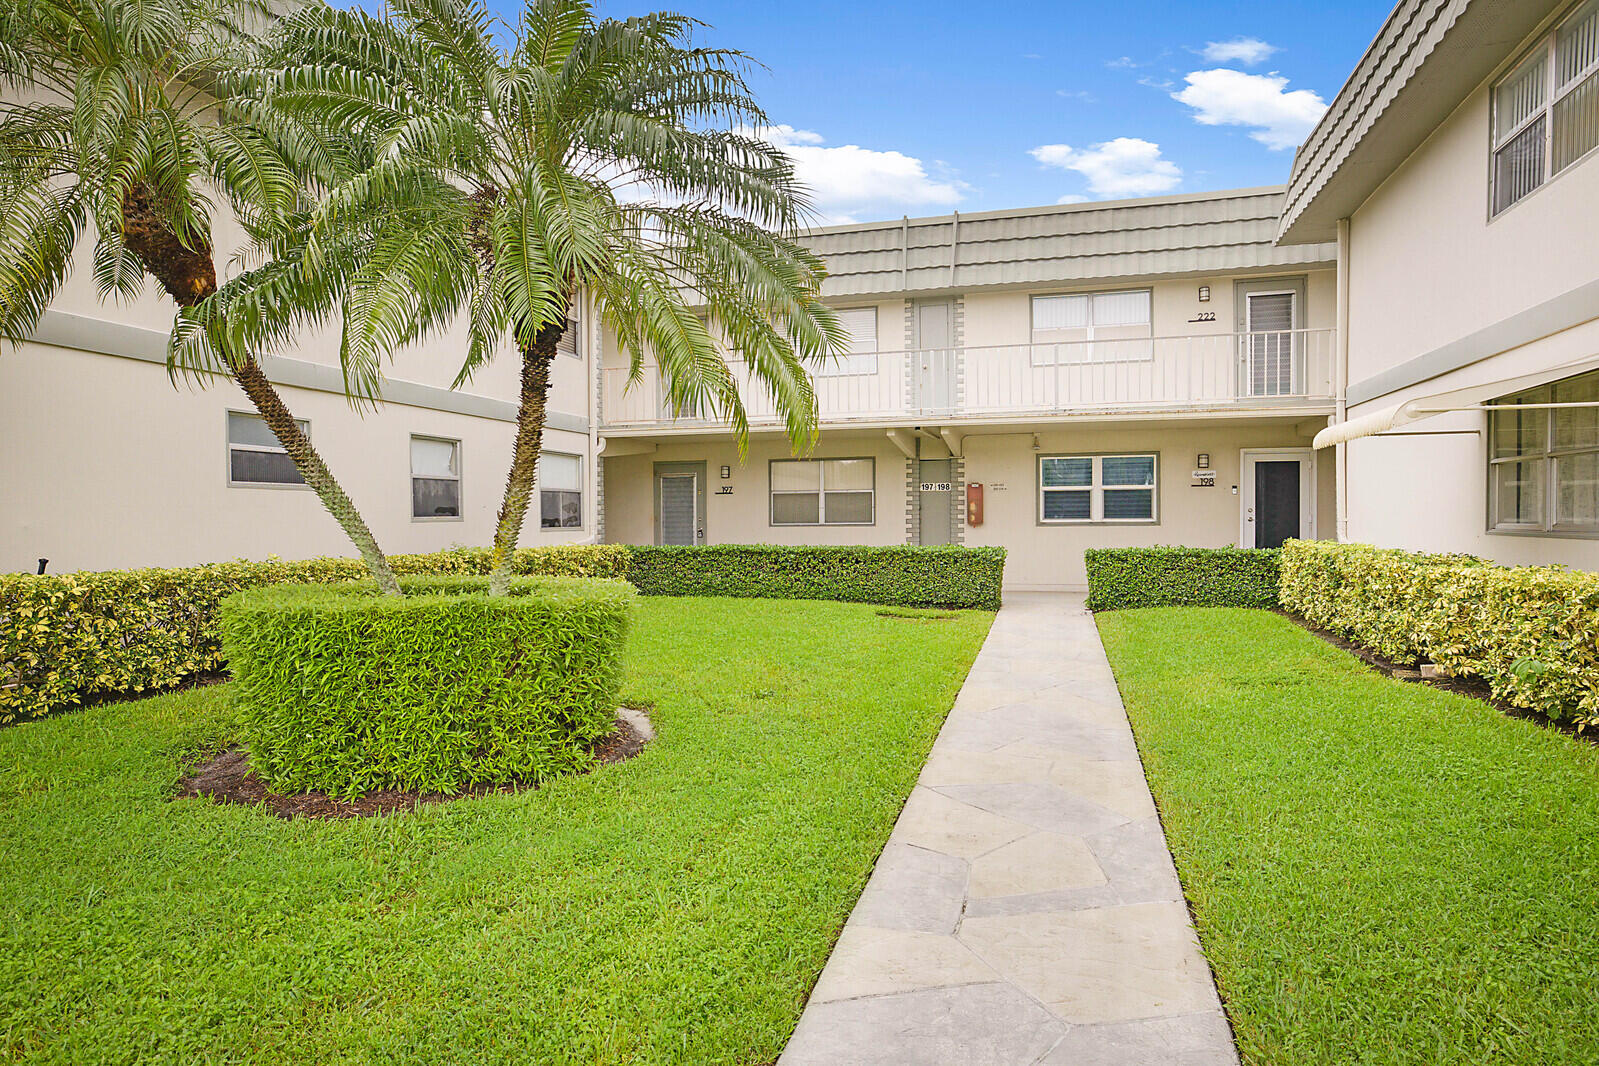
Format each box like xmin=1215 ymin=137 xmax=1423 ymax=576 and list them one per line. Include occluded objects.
xmin=1031 ymin=434 xmax=1042 ymax=452
xmin=1196 ymin=453 xmax=1210 ymax=470
xmin=719 ymin=465 xmax=731 ymax=479
xmin=1197 ymin=285 xmax=1211 ymax=302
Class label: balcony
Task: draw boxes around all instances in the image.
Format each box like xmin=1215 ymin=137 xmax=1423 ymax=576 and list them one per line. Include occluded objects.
xmin=600 ymin=328 xmax=1336 ymax=431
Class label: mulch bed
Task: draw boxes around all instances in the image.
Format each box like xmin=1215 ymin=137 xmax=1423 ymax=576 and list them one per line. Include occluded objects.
xmin=174 ymin=712 xmax=652 ymax=820
xmin=1277 ymin=609 xmax=1593 ymax=744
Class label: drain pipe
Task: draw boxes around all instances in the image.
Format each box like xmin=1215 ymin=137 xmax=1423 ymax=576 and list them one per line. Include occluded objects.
xmin=37 ymin=558 xmax=48 ymax=575
xmin=1334 ymin=217 xmax=1351 ymax=542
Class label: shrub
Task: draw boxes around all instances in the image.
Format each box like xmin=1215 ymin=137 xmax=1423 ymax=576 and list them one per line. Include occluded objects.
xmin=0 ymin=545 xmax=629 ymax=723
xmin=1085 ymin=547 xmax=1280 ymax=610
xmin=220 ymin=576 xmax=636 ymax=798
xmin=1279 ymin=539 xmax=1599 ymax=726
xmin=626 ymin=544 xmax=1006 ymax=609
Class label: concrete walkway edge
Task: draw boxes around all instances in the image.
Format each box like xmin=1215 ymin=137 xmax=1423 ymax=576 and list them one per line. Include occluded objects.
xmin=779 ymin=593 xmax=1239 ymax=1066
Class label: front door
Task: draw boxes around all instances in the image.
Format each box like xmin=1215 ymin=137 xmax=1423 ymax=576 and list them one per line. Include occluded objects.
xmin=913 ymin=300 xmax=955 ymax=411
xmin=917 ymin=458 xmax=954 ymax=545
xmin=656 ymin=472 xmax=701 ymax=545
xmin=1241 ymin=450 xmax=1314 ymax=548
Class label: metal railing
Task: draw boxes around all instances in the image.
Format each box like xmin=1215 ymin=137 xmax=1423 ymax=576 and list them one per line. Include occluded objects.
xmin=600 ymin=328 xmax=1336 ymax=428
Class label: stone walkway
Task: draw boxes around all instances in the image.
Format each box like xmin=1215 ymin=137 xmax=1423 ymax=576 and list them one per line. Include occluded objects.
xmin=780 ymin=593 xmax=1238 ymax=1066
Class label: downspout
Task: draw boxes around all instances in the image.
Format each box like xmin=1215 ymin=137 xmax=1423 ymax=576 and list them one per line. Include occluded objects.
xmin=587 ymin=291 xmax=601 ymax=545
xmin=1334 ymin=218 xmax=1351 ymax=542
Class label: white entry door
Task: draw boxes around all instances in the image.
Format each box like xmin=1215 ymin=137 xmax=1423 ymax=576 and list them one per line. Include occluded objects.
xmin=913 ymin=300 xmax=955 ymax=411
xmin=1240 ymin=449 xmax=1315 ymax=548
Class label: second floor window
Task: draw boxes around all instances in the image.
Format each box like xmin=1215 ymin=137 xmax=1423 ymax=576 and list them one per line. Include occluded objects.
xmin=816 ymin=307 xmax=879 ymax=377
xmin=557 ymin=299 xmax=582 ymax=358
xmin=1492 ymin=0 xmax=1599 ymax=215
xmin=1030 ymin=290 xmax=1152 ymax=365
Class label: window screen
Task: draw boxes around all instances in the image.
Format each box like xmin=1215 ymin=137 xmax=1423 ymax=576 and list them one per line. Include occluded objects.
xmin=771 ymin=458 xmax=875 ymax=524
xmin=539 ymin=453 xmax=583 ymax=528
xmin=411 ymin=436 xmax=461 ymax=518
xmin=228 ymin=412 xmax=307 ymax=487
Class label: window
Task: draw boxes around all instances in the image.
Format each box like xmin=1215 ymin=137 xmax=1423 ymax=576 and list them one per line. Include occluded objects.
xmin=1040 ymin=454 xmax=1157 ymax=523
xmin=1492 ymin=0 xmax=1599 ymax=215
xmin=227 ymin=411 xmax=307 ymax=487
xmin=816 ymin=307 xmax=879 ymax=377
xmin=1030 ymin=290 xmax=1152 ymax=365
xmin=556 ymin=299 xmax=582 ymax=359
xmin=770 ymin=458 xmax=875 ymax=525
xmin=1489 ymin=369 xmax=1599 ymax=533
xmin=539 ymin=453 xmax=583 ymax=528
xmin=410 ymin=436 xmax=461 ymax=518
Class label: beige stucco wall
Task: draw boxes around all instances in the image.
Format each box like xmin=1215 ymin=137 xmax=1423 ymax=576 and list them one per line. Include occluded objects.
xmin=600 ymin=419 xmax=1331 ymax=588
xmin=1339 ymin=27 xmax=1599 ymax=569
xmin=1 ymin=343 xmax=596 ymax=575
xmin=1346 ymin=82 xmax=1599 ymax=389
xmin=962 ymin=422 xmax=1333 ymax=588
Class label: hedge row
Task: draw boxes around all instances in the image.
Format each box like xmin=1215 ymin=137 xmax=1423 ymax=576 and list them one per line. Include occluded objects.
xmin=222 ymin=575 xmax=636 ymax=798
xmin=627 ymin=544 xmax=1007 ymax=610
xmin=0 ymin=546 xmax=629 ymax=723
xmin=1279 ymin=539 xmax=1599 ymax=727
xmin=1 ymin=542 xmax=1004 ymax=722
xmin=1085 ymin=547 xmax=1280 ymax=610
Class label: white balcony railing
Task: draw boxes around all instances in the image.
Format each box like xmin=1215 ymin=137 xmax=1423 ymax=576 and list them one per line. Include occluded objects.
xmin=601 ymin=328 xmax=1335 ymax=429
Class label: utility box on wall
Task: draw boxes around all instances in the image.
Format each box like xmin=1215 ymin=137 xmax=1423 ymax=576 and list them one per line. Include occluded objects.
xmin=966 ymin=482 xmax=983 ymax=527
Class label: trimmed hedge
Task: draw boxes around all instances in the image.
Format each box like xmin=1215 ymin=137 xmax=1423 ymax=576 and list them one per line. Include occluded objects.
xmin=221 ymin=576 xmax=636 ymax=797
xmin=626 ymin=544 xmax=1006 ymax=609
xmin=1279 ymin=539 xmax=1599 ymax=727
xmin=1085 ymin=547 xmax=1281 ymax=610
xmin=0 ymin=546 xmax=629 ymax=723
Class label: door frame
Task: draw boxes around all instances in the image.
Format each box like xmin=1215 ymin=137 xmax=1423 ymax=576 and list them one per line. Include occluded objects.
xmin=653 ymin=460 xmax=707 ymax=546
xmin=911 ymin=298 xmax=955 ymax=411
xmin=1239 ymin=448 xmax=1316 ymax=548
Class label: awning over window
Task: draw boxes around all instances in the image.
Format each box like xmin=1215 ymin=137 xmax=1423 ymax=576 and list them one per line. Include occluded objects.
xmin=1313 ymin=354 xmax=1599 ymax=449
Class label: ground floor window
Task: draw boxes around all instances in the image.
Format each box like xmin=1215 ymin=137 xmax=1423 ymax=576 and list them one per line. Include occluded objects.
xmin=410 ymin=436 xmax=461 ymax=518
xmin=540 ymin=453 xmax=583 ymax=528
xmin=227 ymin=411 xmax=308 ymax=487
xmin=1490 ymin=368 xmax=1599 ymax=534
xmin=1039 ymin=453 xmax=1157 ymax=523
xmin=770 ymin=457 xmax=875 ymax=525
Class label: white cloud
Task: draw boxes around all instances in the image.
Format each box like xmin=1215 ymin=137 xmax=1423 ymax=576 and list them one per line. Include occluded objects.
xmin=1106 ymin=56 xmax=1137 ymax=69
xmin=1055 ymin=194 xmax=1090 ymax=205
xmin=1172 ymin=69 xmax=1328 ymax=150
xmin=1199 ymin=37 xmax=1278 ymax=65
xmin=1030 ymin=138 xmax=1183 ymax=199
xmin=749 ymin=124 xmax=965 ymax=225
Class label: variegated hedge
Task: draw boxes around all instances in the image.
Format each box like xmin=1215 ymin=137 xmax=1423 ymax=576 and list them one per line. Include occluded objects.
xmin=0 ymin=546 xmax=630 ymax=723
xmin=1279 ymin=539 xmax=1599 ymax=728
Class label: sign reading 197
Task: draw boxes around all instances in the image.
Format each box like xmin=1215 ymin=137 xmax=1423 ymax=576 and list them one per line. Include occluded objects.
xmin=919 ymin=482 xmax=953 ymax=492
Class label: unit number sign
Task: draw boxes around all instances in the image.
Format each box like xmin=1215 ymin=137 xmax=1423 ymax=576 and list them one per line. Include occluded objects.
xmin=919 ymin=482 xmax=953 ymax=492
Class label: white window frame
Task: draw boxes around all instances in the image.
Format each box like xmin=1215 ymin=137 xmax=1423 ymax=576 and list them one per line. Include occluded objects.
xmin=1488 ymin=370 xmax=1599 ymax=536
xmin=410 ymin=435 xmax=463 ymax=521
xmin=539 ymin=452 xmax=585 ymax=529
xmin=226 ymin=409 xmax=310 ymax=490
xmin=1029 ymin=289 xmax=1154 ymax=366
xmin=1490 ymin=0 xmax=1599 ymax=217
xmin=1038 ymin=453 xmax=1159 ymax=525
xmin=816 ymin=306 xmax=880 ymax=377
xmin=769 ymin=457 xmax=876 ymax=526
xmin=557 ymin=298 xmax=583 ymax=359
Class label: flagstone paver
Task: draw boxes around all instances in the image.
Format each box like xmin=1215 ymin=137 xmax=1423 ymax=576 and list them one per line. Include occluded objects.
xmin=779 ymin=593 xmax=1238 ymax=1066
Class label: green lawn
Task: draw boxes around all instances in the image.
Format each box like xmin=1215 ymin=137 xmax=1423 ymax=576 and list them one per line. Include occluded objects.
xmin=1096 ymin=608 xmax=1599 ymax=1066
xmin=0 ymin=597 xmax=992 ymax=1065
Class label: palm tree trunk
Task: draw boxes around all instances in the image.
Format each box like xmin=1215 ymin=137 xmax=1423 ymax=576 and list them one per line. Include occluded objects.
xmin=124 ymin=191 xmax=401 ymax=595
xmin=487 ymin=326 xmax=560 ymax=596
xmin=232 ymin=361 xmax=402 ymax=596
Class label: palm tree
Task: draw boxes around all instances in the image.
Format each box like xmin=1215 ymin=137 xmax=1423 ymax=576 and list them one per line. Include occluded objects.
xmin=253 ymin=0 xmax=844 ymax=595
xmin=0 ymin=0 xmax=404 ymax=594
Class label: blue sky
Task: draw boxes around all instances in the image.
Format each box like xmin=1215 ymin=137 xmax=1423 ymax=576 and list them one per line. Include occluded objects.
xmin=589 ymin=0 xmax=1396 ymax=224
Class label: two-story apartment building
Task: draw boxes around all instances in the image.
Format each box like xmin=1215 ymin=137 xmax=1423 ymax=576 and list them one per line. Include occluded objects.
xmin=597 ymin=188 xmax=1339 ymax=588
xmin=1285 ymin=0 xmax=1599 ymax=568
